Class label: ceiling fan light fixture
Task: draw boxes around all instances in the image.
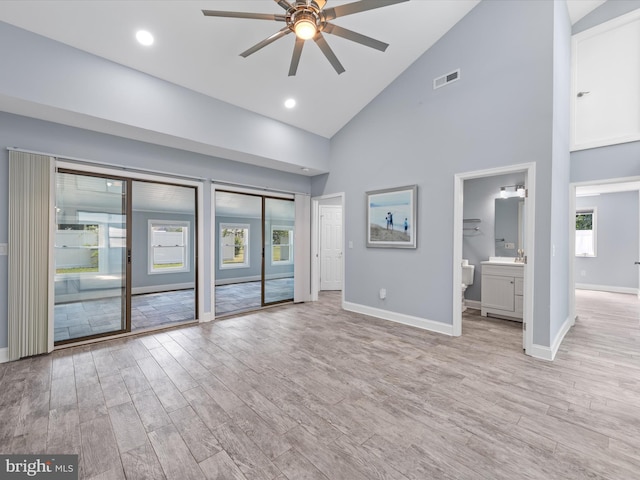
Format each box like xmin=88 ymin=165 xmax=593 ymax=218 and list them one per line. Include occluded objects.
xmin=293 ymin=12 xmax=318 ymax=40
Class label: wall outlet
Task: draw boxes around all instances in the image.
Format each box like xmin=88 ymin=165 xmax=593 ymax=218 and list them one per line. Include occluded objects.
xmin=580 ymin=270 xmax=587 ymax=277
xmin=379 ymin=288 xmax=386 ymax=300
xmin=504 ymin=242 xmax=515 ymax=249
xmin=0 ymin=243 xmax=7 ymax=256
xmin=348 ymin=241 xmax=353 ymax=249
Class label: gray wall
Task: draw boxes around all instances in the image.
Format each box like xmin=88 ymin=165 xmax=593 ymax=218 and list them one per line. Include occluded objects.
xmin=0 ymin=111 xmax=312 ymax=349
xmin=312 ymin=0 xmax=563 ymax=347
xmin=463 ymin=173 xmax=525 ymax=302
xmin=575 ymin=191 xmax=639 ymax=290
xmin=131 ymin=211 xmax=196 ymax=290
xmin=549 ymin=0 xmax=572 ymax=345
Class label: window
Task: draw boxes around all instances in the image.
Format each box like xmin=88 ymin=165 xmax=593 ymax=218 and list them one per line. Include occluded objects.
xmin=271 ymin=226 xmax=293 ymax=265
xmin=55 ymin=223 xmax=100 ymax=274
xmin=575 ymin=209 xmax=596 ymax=257
xmin=220 ymin=223 xmax=249 ymax=269
xmin=149 ymin=220 xmax=189 ymax=273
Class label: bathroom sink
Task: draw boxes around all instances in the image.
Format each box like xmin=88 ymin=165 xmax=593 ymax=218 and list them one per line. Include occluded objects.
xmin=482 ymin=256 xmax=524 ymax=265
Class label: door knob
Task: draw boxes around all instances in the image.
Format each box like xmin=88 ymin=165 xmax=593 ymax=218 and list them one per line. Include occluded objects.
xmin=635 ymin=261 xmax=640 ymax=265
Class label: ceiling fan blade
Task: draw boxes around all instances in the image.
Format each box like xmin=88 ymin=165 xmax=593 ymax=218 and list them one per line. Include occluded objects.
xmin=323 ymin=23 xmax=389 ymax=52
xmin=289 ymin=37 xmax=305 ymax=76
xmin=313 ymin=0 xmax=327 ymax=9
xmin=324 ymin=0 xmax=409 ymax=20
xmin=274 ymin=0 xmax=293 ymax=11
xmin=240 ymin=27 xmax=292 ymax=58
xmin=313 ymin=33 xmax=345 ymax=74
xmin=202 ymin=10 xmax=286 ymax=22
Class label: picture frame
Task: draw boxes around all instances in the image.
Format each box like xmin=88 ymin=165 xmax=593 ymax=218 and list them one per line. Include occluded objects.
xmin=366 ymin=185 xmax=417 ymax=248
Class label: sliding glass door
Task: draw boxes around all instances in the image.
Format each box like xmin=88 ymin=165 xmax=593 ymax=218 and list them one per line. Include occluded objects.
xmin=214 ymin=191 xmax=294 ymax=316
xmin=263 ymin=197 xmax=295 ymax=305
xmin=54 ymin=170 xmax=129 ymax=343
xmin=54 ymin=170 xmax=198 ymax=345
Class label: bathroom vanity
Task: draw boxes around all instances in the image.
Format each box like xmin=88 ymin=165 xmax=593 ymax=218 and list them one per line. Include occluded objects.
xmin=480 ymin=258 xmax=524 ymax=321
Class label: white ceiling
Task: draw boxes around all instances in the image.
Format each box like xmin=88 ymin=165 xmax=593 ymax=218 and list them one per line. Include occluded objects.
xmin=0 ymin=1 xmax=603 ymax=139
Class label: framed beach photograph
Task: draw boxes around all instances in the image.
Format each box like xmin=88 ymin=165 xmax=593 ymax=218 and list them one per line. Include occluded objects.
xmin=366 ymin=185 xmax=417 ymax=248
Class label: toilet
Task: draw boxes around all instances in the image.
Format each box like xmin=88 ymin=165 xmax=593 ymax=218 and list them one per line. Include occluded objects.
xmin=461 ymin=259 xmax=475 ymax=312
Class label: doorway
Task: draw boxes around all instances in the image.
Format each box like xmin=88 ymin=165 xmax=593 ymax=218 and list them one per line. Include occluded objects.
xmin=53 ymin=168 xmax=199 ymax=344
xmin=311 ymin=193 xmax=345 ymax=301
xmin=319 ymin=204 xmax=343 ymax=291
xmin=214 ymin=190 xmax=295 ymax=316
xmin=569 ymin=178 xmax=640 ymax=323
xmin=453 ymin=163 xmax=535 ymax=354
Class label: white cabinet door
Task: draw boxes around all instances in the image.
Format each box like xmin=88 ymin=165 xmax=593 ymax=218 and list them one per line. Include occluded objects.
xmin=572 ymin=11 xmax=640 ymax=150
xmin=481 ymin=275 xmax=515 ymax=312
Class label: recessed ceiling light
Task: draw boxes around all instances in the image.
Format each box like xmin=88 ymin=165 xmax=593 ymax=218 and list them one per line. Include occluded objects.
xmin=301 ymin=167 xmax=310 ymax=172
xmin=284 ymin=98 xmax=296 ymax=109
xmin=136 ymin=30 xmax=154 ymax=46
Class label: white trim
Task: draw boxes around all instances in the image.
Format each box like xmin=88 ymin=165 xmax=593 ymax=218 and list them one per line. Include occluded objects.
xmin=0 ymin=348 xmax=8 ymax=363
xmin=132 ymin=283 xmax=195 ymax=295
xmin=200 ymin=311 xmax=214 ymax=323
xmin=464 ymin=299 xmax=482 ymax=311
xmin=454 ymin=162 xmax=536 ymax=354
xmin=343 ymin=301 xmax=454 ymax=336
xmin=576 ymin=283 xmax=639 ymax=295
xmin=529 ymin=315 xmax=573 ymax=361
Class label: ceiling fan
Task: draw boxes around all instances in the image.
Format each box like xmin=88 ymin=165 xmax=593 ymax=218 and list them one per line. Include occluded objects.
xmin=202 ymin=0 xmax=409 ymax=76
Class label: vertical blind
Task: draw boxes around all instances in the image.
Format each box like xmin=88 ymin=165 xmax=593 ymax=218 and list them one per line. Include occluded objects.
xmin=8 ymin=151 xmax=53 ymax=360
xmin=294 ymin=193 xmax=311 ymax=303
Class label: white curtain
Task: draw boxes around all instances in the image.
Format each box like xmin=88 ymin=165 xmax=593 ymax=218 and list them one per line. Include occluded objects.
xmin=8 ymin=151 xmax=53 ymax=360
xmin=294 ymin=193 xmax=311 ymax=303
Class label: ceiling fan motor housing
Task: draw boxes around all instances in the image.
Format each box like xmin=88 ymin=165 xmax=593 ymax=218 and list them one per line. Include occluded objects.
xmin=287 ymin=1 xmax=326 ymax=37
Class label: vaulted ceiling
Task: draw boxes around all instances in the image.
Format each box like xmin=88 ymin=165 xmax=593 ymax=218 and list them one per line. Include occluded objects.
xmin=0 ymin=1 xmax=604 ymax=139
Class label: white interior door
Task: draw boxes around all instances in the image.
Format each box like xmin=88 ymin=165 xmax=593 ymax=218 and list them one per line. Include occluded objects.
xmin=320 ymin=205 xmax=343 ymax=291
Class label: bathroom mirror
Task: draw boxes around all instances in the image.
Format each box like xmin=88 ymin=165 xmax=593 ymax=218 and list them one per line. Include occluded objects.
xmin=494 ymin=197 xmax=524 ymax=257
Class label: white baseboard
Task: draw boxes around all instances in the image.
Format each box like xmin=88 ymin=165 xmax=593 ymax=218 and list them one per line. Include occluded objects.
xmin=0 ymin=348 xmax=9 ymax=364
xmin=528 ymin=315 xmax=573 ymax=361
xmin=464 ymin=299 xmax=481 ymax=310
xmin=132 ymin=283 xmax=194 ymax=295
xmin=343 ymin=301 xmax=454 ymax=336
xmin=576 ymin=283 xmax=638 ymax=295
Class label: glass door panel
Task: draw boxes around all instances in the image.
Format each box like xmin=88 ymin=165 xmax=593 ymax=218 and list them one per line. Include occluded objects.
xmin=214 ymin=191 xmax=262 ymax=316
xmin=131 ymin=181 xmax=197 ymax=330
xmin=54 ymin=171 xmax=129 ymax=343
xmin=263 ymin=197 xmax=295 ymax=305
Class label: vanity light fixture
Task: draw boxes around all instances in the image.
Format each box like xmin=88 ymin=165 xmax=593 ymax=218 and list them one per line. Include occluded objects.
xmin=499 ymin=184 xmax=525 ymax=198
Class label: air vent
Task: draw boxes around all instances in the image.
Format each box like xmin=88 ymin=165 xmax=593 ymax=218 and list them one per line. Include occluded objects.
xmin=433 ymin=69 xmax=460 ymax=90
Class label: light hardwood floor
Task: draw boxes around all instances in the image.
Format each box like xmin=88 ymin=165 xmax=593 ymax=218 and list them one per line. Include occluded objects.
xmin=0 ymin=289 xmax=639 ymax=479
